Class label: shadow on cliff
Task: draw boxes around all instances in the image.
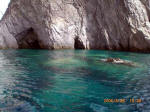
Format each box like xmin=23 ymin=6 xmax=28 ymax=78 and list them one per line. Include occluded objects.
xmin=84 ymin=0 xmax=133 ymax=51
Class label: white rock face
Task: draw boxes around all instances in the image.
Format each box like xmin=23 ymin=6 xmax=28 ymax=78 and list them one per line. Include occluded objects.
xmin=1 ymin=0 xmax=150 ymax=52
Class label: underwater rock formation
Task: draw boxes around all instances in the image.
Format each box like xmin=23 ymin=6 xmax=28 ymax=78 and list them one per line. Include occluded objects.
xmin=1 ymin=0 xmax=150 ymax=52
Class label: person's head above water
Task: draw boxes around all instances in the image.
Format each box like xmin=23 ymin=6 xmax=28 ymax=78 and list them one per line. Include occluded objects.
xmin=106 ymin=58 xmax=114 ymax=62
xmin=106 ymin=58 xmax=122 ymax=62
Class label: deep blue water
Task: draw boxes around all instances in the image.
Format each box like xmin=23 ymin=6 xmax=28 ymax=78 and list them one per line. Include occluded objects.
xmin=0 ymin=50 xmax=150 ymax=112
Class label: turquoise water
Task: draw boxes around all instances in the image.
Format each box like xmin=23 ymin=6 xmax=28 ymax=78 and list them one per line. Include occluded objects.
xmin=0 ymin=50 xmax=150 ymax=112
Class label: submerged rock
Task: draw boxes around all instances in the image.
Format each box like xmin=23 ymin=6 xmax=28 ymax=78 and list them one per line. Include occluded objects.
xmin=1 ymin=0 xmax=150 ymax=52
xmin=100 ymin=58 xmax=138 ymax=67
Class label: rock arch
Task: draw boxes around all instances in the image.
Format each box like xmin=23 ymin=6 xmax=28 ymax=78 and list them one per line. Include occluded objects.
xmin=15 ymin=28 xmax=41 ymax=49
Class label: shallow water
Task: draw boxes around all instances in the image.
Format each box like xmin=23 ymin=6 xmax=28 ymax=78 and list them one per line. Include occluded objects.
xmin=0 ymin=50 xmax=150 ymax=112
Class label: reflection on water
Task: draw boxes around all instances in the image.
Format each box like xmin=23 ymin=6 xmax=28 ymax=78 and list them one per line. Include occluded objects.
xmin=0 ymin=50 xmax=150 ymax=112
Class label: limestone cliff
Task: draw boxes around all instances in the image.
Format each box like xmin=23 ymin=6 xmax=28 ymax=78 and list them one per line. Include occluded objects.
xmin=1 ymin=0 xmax=150 ymax=52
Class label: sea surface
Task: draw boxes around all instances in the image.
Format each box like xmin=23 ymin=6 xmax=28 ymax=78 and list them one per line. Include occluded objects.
xmin=0 ymin=49 xmax=150 ymax=112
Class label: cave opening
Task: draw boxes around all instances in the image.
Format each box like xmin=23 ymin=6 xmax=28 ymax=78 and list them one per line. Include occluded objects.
xmin=16 ymin=28 xmax=41 ymax=49
xmin=74 ymin=36 xmax=85 ymax=49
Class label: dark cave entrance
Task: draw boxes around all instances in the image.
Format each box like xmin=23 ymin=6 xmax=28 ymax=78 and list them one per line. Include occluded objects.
xmin=74 ymin=36 xmax=85 ymax=49
xmin=16 ymin=28 xmax=41 ymax=49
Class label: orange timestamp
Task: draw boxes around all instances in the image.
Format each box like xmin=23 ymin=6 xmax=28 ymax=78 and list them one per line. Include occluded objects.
xmin=129 ymin=98 xmax=142 ymax=103
xmin=104 ymin=98 xmax=142 ymax=103
xmin=104 ymin=99 xmax=126 ymax=103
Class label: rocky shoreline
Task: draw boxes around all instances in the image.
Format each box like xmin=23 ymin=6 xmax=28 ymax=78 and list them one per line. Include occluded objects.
xmin=1 ymin=0 xmax=150 ymax=52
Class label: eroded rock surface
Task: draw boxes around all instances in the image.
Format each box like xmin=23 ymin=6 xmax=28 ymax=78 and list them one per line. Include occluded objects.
xmin=1 ymin=0 xmax=150 ymax=52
